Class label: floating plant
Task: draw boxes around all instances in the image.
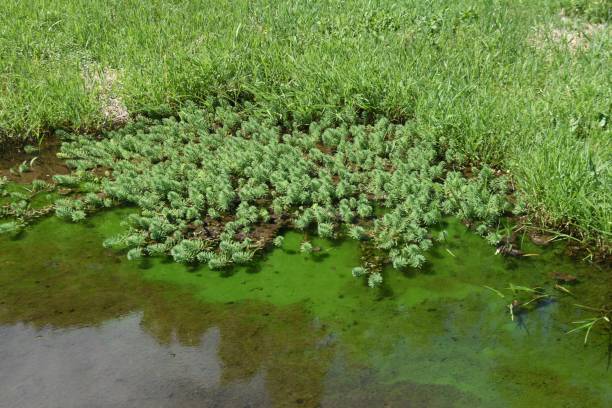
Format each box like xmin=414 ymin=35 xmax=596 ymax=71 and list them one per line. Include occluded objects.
xmin=3 ymin=104 xmax=514 ymax=285
xmin=567 ymin=304 xmax=611 ymax=345
xmin=0 ymin=176 xmax=56 ymax=234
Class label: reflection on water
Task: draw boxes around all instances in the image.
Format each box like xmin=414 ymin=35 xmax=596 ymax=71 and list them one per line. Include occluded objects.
xmin=0 ymin=315 xmax=271 ymax=408
xmin=0 ymin=210 xmax=610 ymax=407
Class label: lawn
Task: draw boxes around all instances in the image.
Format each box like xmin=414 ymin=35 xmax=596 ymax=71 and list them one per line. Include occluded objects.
xmin=0 ymin=0 xmax=610 ymax=248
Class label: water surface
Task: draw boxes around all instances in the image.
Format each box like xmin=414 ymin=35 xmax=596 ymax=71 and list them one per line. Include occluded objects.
xmin=0 ymin=210 xmax=610 ymax=407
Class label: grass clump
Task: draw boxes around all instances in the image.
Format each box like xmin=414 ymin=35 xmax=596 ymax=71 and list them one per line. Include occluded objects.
xmin=52 ymin=104 xmax=512 ymax=284
xmin=562 ymin=0 xmax=611 ymax=23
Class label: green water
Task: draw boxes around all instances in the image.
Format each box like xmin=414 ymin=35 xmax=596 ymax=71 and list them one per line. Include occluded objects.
xmin=0 ymin=209 xmax=610 ymax=407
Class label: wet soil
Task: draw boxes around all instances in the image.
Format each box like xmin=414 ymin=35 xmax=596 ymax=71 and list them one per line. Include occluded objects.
xmin=0 ymin=138 xmax=69 ymax=183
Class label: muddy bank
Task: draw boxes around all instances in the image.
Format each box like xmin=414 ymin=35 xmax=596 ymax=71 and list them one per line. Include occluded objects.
xmin=0 ymin=138 xmax=68 ymax=183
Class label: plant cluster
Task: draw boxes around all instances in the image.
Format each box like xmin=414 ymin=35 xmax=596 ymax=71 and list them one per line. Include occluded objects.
xmin=52 ymin=104 xmax=512 ymax=285
xmin=0 ymin=176 xmax=55 ymax=234
xmin=568 ymin=303 xmax=611 ymax=345
xmin=485 ymin=282 xmax=611 ymax=345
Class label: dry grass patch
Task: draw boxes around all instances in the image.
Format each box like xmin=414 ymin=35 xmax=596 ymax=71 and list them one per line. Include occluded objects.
xmin=530 ymin=13 xmax=608 ymax=52
xmin=82 ymin=64 xmax=129 ymax=126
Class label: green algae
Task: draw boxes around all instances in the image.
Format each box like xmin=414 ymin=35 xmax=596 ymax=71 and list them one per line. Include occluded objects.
xmin=0 ymin=209 xmax=610 ymax=407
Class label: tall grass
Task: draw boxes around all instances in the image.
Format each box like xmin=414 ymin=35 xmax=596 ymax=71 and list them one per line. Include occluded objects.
xmin=0 ymin=0 xmax=610 ymax=246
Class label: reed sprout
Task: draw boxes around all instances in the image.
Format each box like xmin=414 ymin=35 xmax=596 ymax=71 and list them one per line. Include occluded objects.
xmin=567 ymin=304 xmax=611 ymax=345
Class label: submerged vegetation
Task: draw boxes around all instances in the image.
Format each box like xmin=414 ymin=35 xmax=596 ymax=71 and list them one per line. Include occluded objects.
xmin=568 ymin=303 xmax=612 ymax=345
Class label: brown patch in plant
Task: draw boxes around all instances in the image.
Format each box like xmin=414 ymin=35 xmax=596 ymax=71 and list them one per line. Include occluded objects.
xmin=187 ymin=212 xmax=289 ymax=253
xmin=249 ymin=215 xmax=290 ymax=249
xmin=315 ymin=143 xmax=334 ymax=155
xmin=190 ymin=215 xmax=235 ymax=241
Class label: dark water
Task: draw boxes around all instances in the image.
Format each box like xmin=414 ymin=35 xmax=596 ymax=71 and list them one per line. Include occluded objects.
xmin=0 ymin=209 xmax=610 ymax=407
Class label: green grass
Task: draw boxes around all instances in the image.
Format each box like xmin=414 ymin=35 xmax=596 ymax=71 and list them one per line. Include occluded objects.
xmin=1 ymin=0 xmax=610 ymax=247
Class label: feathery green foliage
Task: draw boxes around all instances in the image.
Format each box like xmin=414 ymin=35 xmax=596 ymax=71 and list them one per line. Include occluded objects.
xmin=0 ymin=178 xmax=57 ymax=233
xmin=51 ymin=104 xmax=515 ymax=286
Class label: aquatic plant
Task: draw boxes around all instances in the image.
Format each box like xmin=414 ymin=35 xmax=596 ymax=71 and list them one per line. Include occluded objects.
xmin=300 ymin=241 xmax=314 ymax=254
xmin=18 ymin=159 xmax=33 ymax=173
xmin=29 ymin=179 xmax=53 ymax=193
xmin=52 ymin=174 xmax=81 ymax=187
xmin=0 ymin=176 xmax=8 ymax=196
xmin=484 ymin=283 xmax=561 ymax=321
xmin=0 ymin=179 xmax=57 ymax=233
xmin=0 ymin=220 xmax=24 ymax=235
xmin=126 ymin=248 xmax=143 ymax=261
xmin=348 ymin=225 xmax=367 ymax=241
xmin=367 ymin=272 xmax=383 ymax=288
xmin=351 ymin=266 xmax=367 ymax=278
xmin=170 ymin=239 xmax=206 ymax=264
xmin=15 ymin=104 xmax=513 ymax=277
xmin=273 ymin=236 xmax=284 ymax=248
xmin=1 ymin=0 xmax=610 ymax=253
xmin=23 ymin=145 xmax=39 ymax=154
xmin=567 ymin=304 xmax=611 ymax=345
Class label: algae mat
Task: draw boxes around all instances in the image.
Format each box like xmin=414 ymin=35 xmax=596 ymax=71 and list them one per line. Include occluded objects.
xmin=0 ymin=209 xmax=610 ymax=407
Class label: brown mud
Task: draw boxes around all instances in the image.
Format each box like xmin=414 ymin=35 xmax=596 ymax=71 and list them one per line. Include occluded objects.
xmin=0 ymin=138 xmax=68 ymax=183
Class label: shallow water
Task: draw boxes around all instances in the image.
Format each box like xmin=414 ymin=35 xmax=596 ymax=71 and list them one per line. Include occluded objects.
xmin=0 ymin=209 xmax=610 ymax=407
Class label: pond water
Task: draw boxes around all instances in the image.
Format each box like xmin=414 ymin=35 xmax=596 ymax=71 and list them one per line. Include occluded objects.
xmin=0 ymin=209 xmax=610 ymax=407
